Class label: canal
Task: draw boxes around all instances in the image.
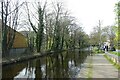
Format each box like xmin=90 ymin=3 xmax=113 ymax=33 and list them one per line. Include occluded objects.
xmin=2 ymin=50 xmax=89 ymax=79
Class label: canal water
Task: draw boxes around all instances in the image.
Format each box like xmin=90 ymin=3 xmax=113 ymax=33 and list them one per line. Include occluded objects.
xmin=2 ymin=50 xmax=89 ymax=79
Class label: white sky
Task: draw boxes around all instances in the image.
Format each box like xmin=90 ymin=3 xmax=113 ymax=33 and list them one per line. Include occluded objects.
xmin=4 ymin=0 xmax=118 ymax=34
xmin=63 ymin=0 xmax=118 ymax=34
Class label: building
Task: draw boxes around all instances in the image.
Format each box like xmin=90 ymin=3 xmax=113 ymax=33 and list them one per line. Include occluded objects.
xmin=0 ymin=20 xmax=28 ymax=56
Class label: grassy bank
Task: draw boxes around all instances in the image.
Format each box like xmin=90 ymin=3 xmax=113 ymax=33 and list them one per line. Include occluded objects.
xmin=109 ymin=51 xmax=120 ymax=56
xmin=104 ymin=54 xmax=120 ymax=70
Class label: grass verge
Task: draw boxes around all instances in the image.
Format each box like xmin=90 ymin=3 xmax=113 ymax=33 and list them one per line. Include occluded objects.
xmin=109 ymin=51 xmax=120 ymax=56
xmin=104 ymin=54 xmax=120 ymax=70
xmin=87 ymin=56 xmax=93 ymax=79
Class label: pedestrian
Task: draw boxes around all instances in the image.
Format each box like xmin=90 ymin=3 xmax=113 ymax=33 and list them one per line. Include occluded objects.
xmin=103 ymin=45 xmax=105 ymax=51
xmin=106 ymin=45 xmax=108 ymax=51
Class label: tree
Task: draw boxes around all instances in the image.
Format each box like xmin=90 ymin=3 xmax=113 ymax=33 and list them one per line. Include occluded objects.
xmin=103 ymin=26 xmax=116 ymax=43
xmin=115 ymin=1 xmax=120 ymax=49
xmin=44 ymin=12 xmax=55 ymax=51
xmin=89 ymin=20 xmax=102 ymax=47
xmin=25 ymin=1 xmax=89 ymax=52
xmin=51 ymin=2 xmax=63 ymax=50
xmin=1 ymin=0 xmax=24 ymax=57
xmin=26 ymin=2 xmax=46 ymax=52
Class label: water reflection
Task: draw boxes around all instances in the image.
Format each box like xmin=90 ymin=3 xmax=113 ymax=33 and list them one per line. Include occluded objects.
xmin=2 ymin=50 xmax=88 ymax=79
xmin=2 ymin=62 xmax=28 ymax=79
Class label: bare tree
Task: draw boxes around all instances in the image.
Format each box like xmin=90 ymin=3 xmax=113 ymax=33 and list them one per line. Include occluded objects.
xmin=1 ymin=0 xmax=24 ymax=57
xmin=25 ymin=0 xmax=89 ymax=52
xmin=26 ymin=2 xmax=46 ymax=52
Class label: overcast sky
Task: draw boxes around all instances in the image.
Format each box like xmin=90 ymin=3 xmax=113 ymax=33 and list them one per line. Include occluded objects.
xmin=63 ymin=0 xmax=118 ymax=34
xmin=3 ymin=0 xmax=118 ymax=34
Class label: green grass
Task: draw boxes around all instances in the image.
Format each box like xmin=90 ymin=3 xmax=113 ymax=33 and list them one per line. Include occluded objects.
xmin=87 ymin=57 xmax=93 ymax=78
xmin=104 ymin=54 xmax=120 ymax=70
xmin=92 ymin=47 xmax=104 ymax=54
xmin=109 ymin=51 xmax=120 ymax=56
